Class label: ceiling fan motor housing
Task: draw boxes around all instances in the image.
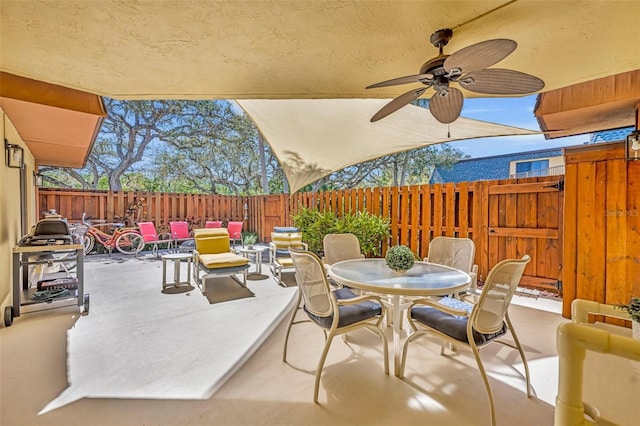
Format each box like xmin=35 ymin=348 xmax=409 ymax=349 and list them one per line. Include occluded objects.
xmin=419 ymin=54 xmax=448 ymax=78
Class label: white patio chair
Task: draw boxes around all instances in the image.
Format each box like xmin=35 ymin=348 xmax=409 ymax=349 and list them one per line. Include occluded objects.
xmin=282 ymin=249 xmax=389 ymax=403
xmin=424 ymin=236 xmax=478 ymax=292
xmin=399 ymin=255 xmax=531 ymax=426
xmin=322 ymin=233 xmax=364 ymax=288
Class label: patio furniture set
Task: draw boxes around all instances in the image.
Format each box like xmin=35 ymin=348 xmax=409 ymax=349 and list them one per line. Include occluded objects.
xmin=281 ymin=232 xmax=532 ymax=426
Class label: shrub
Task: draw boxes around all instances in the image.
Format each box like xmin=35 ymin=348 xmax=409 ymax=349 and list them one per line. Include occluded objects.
xmin=291 ymin=206 xmax=389 ymax=256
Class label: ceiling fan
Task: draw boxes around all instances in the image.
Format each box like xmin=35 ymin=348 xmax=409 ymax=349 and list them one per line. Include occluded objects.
xmin=366 ymin=28 xmax=545 ymax=124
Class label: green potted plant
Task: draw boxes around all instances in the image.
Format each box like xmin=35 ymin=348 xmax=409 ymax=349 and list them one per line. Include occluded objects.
xmin=385 ymin=245 xmax=416 ymax=273
xmin=242 ymin=233 xmax=258 ymax=249
xmin=616 ymin=296 xmax=640 ymax=339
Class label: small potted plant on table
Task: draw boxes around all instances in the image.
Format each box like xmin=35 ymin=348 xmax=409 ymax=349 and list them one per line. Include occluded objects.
xmin=242 ymin=233 xmax=258 ymax=249
xmin=385 ymin=245 xmax=416 ymax=273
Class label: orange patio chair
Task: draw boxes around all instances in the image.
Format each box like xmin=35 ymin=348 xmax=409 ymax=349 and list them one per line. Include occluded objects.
xmin=137 ymin=222 xmax=173 ymax=258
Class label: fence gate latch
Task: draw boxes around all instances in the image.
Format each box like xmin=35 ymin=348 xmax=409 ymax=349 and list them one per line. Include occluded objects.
xmin=543 ymin=180 xmax=564 ymax=191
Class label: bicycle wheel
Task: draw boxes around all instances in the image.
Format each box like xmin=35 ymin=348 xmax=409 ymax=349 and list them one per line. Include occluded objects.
xmin=83 ymin=234 xmax=96 ymax=255
xmin=115 ymin=232 xmax=144 ymax=255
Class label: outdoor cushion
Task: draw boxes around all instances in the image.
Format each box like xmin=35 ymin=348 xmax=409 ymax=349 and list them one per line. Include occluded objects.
xmin=273 ymin=227 xmax=300 ymax=233
xmin=199 ymin=252 xmax=249 ymax=269
xmin=304 ymin=287 xmax=382 ymax=329
xmin=276 ymin=258 xmax=294 ymax=267
xmin=271 ymin=232 xmax=304 ymax=250
xmin=411 ymin=307 xmax=506 ymax=345
xmin=194 ymin=228 xmax=231 ymax=253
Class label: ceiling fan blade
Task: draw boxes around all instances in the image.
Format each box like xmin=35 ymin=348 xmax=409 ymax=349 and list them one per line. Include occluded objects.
xmin=366 ymin=73 xmax=434 ymax=89
xmin=459 ymin=68 xmax=545 ymax=94
xmin=444 ymin=39 xmax=516 ymax=74
xmin=370 ymin=88 xmax=427 ymax=122
xmin=429 ymin=87 xmax=464 ymax=124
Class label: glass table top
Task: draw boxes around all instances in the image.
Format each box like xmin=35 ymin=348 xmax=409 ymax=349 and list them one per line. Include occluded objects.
xmin=328 ymin=258 xmax=471 ymax=296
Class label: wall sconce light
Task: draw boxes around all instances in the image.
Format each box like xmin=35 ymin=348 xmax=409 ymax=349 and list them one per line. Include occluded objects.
xmin=627 ymin=130 xmax=640 ymax=161
xmin=33 ymin=171 xmax=44 ymax=187
xmin=5 ymin=139 xmax=24 ymax=168
xmin=243 ymin=202 xmax=249 ymax=220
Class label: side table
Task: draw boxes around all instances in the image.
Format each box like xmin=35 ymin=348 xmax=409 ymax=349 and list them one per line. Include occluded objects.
xmin=236 ymin=247 xmax=263 ymax=275
xmin=161 ymin=253 xmax=192 ymax=289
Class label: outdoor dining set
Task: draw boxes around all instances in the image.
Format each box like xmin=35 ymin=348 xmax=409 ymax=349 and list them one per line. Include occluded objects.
xmin=276 ymin=230 xmax=531 ymax=426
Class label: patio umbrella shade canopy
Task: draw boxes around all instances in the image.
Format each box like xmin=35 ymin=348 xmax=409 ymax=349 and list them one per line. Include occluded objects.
xmin=238 ymin=99 xmax=539 ymax=193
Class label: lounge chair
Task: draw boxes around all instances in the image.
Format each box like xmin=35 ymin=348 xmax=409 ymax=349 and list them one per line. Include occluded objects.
xmin=192 ymin=228 xmax=249 ymax=292
xmin=269 ymin=229 xmax=307 ymax=286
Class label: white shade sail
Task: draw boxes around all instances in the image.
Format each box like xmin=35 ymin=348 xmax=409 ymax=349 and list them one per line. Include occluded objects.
xmin=237 ymin=99 xmax=539 ymax=193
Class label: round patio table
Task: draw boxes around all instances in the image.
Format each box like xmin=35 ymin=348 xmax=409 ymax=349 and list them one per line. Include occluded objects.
xmin=329 ymin=258 xmax=471 ymax=376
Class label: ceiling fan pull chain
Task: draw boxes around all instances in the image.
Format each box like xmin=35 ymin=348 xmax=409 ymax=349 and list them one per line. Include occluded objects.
xmin=448 ymin=124 xmax=450 ymax=138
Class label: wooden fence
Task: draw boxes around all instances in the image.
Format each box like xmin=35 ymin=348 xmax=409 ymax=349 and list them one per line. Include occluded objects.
xmin=38 ymin=174 xmax=564 ymax=294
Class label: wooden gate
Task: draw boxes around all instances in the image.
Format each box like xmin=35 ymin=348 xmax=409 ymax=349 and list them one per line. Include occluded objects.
xmin=483 ymin=178 xmax=564 ymax=294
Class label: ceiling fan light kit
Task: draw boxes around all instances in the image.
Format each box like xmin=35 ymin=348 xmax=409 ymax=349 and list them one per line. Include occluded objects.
xmin=367 ymin=28 xmax=545 ymax=124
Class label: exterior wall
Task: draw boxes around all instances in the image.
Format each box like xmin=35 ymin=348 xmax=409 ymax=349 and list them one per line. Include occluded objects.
xmin=508 ymin=155 xmax=564 ymax=176
xmin=1 ymin=107 xmax=37 ymax=326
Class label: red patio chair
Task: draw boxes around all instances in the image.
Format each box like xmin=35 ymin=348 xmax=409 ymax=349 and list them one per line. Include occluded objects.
xmin=226 ymin=221 xmax=244 ymax=248
xmin=137 ymin=222 xmax=173 ymax=258
xmin=205 ymin=220 xmax=222 ymax=228
xmin=169 ymin=221 xmax=193 ymax=250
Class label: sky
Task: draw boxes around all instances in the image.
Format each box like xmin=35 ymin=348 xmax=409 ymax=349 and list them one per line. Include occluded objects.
xmin=447 ymin=94 xmax=588 ymax=158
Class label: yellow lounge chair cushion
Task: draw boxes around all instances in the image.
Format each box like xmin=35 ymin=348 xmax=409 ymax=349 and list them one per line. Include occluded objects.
xmin=199 ymin=252 xmax=249 ymax=269
xmin=195 ymin=228 xmax=231 ymax=254
xmin=276 ymin=258 xmax=294 ymax=267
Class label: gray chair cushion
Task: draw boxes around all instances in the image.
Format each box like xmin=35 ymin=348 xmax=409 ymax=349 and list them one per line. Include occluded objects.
xmin=411 ymin=307 xmax=506 ymax=345
xmin=304 ymin=288 xmax=381 ymax=329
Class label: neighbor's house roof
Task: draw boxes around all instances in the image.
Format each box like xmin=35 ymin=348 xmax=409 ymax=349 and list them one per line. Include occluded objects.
xmin=431 ymin=148 xmax=563 ymax=184
xmin=589 ymin=126 xmax=635 ymax=143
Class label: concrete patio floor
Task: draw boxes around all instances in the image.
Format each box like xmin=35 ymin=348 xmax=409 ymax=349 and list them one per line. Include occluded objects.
xmin=0 ymin=250 xmax=605 ymax=426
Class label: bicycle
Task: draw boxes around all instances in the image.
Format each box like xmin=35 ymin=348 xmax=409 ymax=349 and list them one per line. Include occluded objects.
xmin=79 ymin=213 xmax=144 ymax=255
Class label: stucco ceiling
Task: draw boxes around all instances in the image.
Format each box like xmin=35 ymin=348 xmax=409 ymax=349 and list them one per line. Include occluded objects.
xmin=1 ymin=1 xmax=639 ymax=101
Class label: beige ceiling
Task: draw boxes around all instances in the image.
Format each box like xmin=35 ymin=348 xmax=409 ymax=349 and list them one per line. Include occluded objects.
xmin=1 ymin=1 xmax=639 ymax=101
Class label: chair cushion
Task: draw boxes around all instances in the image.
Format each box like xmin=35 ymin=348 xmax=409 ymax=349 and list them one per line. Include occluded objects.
xmin=271 ymin=232 xmax=304 ymax=250
xmin=304 ymin=287 xmax=381 ymax=329
xmin=276 ymin=258 xmax=294 ymax=267
xmin=411 ymin=306 xmax=507 ymax=345
xmin=273 ymin=227 xmax=300 ymax=233
xmin=199 ymin=252 xmax=249 ymax=269
xmin=194 ymin=229 xmax=231 ymax=254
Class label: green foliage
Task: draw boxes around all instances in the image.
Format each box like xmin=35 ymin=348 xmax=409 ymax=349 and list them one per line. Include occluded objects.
xmin=291 ymin=207 xmax=389 ymax=256
xmin=242 ymin=233 xmax=258 ymax=247
xmin=385 ymin=245 xmax=416 ymax=272
xmin=616 ymin=297 xmax=640 ymax=322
